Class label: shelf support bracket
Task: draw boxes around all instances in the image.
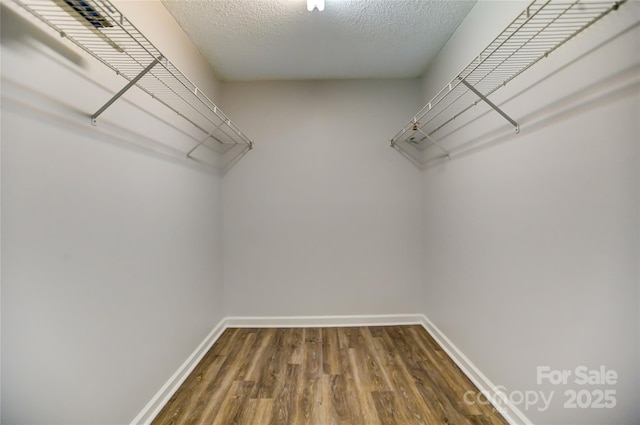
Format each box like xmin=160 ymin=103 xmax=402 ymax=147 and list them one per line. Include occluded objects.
xmin=187 ymin=132 xmax=215 ymax=158
xmin=416 ymin=128 xmax=451 ymax=158
xmin=186 ymin=118 xmax=229 ymax=158
xmin=459 ymin=78 xmax=520 ymax=134
xmin=91 ymin=57 xmax=162 ymax=126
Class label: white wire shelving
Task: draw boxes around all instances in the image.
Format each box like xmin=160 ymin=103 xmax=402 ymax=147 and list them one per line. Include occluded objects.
xmin=390 ymin=0 xmax=626 ymax=157
xmin=11 ymin=0 xmax=253 ymax=158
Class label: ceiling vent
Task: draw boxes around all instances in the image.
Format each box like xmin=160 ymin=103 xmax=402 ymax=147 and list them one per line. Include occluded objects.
xmin=63 ymin=0 xmax=112 ymax=28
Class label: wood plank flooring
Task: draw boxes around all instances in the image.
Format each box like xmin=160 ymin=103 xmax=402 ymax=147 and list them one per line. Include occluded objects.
xmin=151 ymin=325 xmax=508 ymax=425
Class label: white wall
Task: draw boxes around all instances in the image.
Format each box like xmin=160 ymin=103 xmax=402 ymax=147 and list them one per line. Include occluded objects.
xmin=4 ymin=0 xmax=637 ymax=424
xmin=221 ymin=80 xmax=424 ymax=317
xmin=1 ymin=1 xmax=226 ymax=423
xmin=419 ymin=1 xmax=640 ymax=424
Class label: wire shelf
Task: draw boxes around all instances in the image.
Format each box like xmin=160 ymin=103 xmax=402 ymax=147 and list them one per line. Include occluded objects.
xmin=390 ymin=0 xmax=625 ymax=154
xmin=12 ymin=0 xmax=253 ymax=156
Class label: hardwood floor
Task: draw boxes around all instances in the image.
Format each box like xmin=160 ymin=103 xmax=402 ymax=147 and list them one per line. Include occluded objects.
xmin=151 ymin=325 xmax=508 ymax=425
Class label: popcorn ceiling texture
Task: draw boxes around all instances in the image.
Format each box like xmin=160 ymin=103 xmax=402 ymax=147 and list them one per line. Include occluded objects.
xmin=161 ymin=0 xmax=476 ymax=81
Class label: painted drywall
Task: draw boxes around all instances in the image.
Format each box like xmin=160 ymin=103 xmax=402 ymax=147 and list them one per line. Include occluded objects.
xmin=419 ymin=1 xmax=640 ymax=424
xmin=221 ymin=79 xmax=424 ymax=317
xmin=1 ymin=1 xmax=226 ymax=423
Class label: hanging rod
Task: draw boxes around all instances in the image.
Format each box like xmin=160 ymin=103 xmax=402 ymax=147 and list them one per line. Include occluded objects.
xmin=11 ymin=0 xmax=253 ymax=156
xmin=390 ymin=0 xmax=625 ymax=150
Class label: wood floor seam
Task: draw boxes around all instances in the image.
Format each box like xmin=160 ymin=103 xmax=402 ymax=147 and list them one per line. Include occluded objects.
xmin=151 ymin=325 xmax=508 ymax=425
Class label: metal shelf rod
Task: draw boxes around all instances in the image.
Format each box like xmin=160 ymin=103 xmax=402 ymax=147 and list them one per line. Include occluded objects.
xmin=12 ymin=0 xmax=254 ymax=154
xmin=389 ymin=0 xmax=625 ymax=153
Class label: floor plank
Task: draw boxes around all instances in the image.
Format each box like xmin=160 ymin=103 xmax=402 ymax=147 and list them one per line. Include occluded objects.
xmin=151 ymin=325 xmax=509 ymax=425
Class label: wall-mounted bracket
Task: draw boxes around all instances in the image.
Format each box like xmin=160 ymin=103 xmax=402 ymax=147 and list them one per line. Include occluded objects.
xmin=91 ymin=57 xmax=161 ymax=126
xmin=459 ymin=78 xmax=520 ymax=134
xmin=389 ymin=0 xmax=624 ymax=166
xmin=186 ymin=131 xmax=216 ymax=159
xmin=415 ymin=128 xmax=451 ymax=158
xmin=13 ymin=0 xmax=254 ymax=165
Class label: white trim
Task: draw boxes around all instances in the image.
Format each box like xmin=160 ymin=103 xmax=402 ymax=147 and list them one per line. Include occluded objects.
xmin=129 ymin=318 xmax=228 ymax=425
xmin=417 ymin=315 xmax=533 ymax=425
xmin=224 ymin=313 xmax=424 ymax=328
xmin=131 ymin=314 xmax=532 ymax=425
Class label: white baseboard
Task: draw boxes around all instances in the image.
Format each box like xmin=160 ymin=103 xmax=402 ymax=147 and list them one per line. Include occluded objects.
xmin=132 ymin=314 xmax=532 ymax=425
xmin=417 ymin=315 xmax=533 ymax=425
xmin=225 ymin=313 xmax=424 ymax=328
xmin=129 ymin=319 xmax=228 ymax=425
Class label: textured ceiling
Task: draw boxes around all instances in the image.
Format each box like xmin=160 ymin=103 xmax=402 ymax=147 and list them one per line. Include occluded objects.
xmin=161 ymin=0 xmax=476 ymax=81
